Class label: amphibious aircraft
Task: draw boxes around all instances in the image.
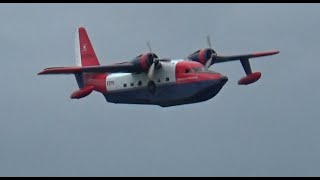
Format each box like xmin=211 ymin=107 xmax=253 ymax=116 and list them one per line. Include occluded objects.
xmin=38 ymin=27 xmax=279 ymax=107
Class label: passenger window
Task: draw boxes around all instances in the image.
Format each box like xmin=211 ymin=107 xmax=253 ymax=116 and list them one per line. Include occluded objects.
xmin=123 ymin=84 xmax=127 ymax=87
xmin=157 ymin=79 xmax=161 ymax=83
xmin=130 ymin=83 xmax=134 ymax=87
xmin=166 ymin=77 xmax=170 ymax=81
xmin=138 ymin=81 xmax=142 ymax=86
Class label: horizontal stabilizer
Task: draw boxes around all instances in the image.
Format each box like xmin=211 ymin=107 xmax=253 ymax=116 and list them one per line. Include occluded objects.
xmin=38 ymin=67 xmax=82 ymax=75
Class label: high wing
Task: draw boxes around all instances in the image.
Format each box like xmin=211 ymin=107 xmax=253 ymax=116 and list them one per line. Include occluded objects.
xmin=213 ymin=50 xmax=279 ymax=64
xmin=38 ymin=62 xmax=142 ymax=75
xmin=207 ymin=50 xmax=279 ymax=85
xmin=215 ymin=50 xmax=279 ymax=85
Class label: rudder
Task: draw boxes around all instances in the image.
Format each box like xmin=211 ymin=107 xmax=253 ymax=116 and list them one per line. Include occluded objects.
xmin=74 ymin=27 xmax=101 ymax=89
xmin=75 ymin=27 xmax=100 ymax=67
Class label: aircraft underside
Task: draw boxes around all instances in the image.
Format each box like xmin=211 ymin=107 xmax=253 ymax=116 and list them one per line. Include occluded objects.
xmin=104 ymin=80 xmax=225 ymax=107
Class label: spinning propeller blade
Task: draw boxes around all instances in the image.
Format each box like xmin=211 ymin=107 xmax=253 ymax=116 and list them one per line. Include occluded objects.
xmin=146 ymin=41 xmax=160 ymax=80
xmin=207 ymin=35 xmax=212 ymax=49
xmin=205 ymin=35 xmax=217 ymax=69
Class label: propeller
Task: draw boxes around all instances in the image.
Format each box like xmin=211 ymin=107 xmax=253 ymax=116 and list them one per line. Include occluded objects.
xmin=205 ymin=53 xmax=214 ymax=69
xmin=148 ymin=62 xmax=155 ymax=80
xmin=147 ymin=41 xmax=153 ymax=54
xmin=207 ymin=35 xmax=212 ymax=49
xmin=204 ymin=35 xmax=217 ymax=69
xmin=146 ymin=41 xmax=160 ymax=80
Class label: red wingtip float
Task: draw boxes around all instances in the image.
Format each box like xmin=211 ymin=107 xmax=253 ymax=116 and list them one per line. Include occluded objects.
xmin=238 ymin=72 xmax=262 ymax=85
xmin=38 ymin=27 xmax=279 ymax=107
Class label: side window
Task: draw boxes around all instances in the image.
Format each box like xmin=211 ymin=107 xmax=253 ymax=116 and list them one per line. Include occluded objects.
xmin=138 ymin=81 xmax=142 ymax=86
xmin=157 ymin=79 xmax=161 ymax=83
xmin=130 ymin=82 xmax=134 ymax=87
xmin=166 ymin=77 xmax=170 ymax=82
xmin=123 ymin=83 xmax=127 ymax=87
xmin=185 ymin=69 xmax=190 ymax=73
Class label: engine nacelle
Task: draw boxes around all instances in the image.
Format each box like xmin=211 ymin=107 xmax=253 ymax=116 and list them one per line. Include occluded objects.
xmin=131 ymin=53 xmax=158 ymax=72
xmin=187 ymin=48 xmax=216 ymax=65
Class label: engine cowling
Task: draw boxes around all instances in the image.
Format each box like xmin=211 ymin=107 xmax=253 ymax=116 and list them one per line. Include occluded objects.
xmin=131 ymin=53 xmax=158 ymax=72
xmin=187 ymin=48 xmax=216 ymax=66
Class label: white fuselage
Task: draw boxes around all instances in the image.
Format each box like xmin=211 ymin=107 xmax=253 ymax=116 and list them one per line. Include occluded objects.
xmin=106 ymin=60 xmax=179 ymax=93
xmin=102 ymin=60 xmax=226 ymax=107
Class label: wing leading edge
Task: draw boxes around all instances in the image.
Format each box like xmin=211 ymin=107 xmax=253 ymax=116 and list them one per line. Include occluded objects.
xmin=211 ymin=50 xmax=279 ymax=85
xmin=38 ymin=62 xmax=142 ymax=75
xmin=214 ymin=50 xmax=279 ymax=64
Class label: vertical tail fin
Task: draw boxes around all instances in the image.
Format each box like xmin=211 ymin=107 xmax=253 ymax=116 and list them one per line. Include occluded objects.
xmin=73 ymin=27 xmax=107 ymax=98
xmin=75 ymin=27 xmax=100 ymax=67
xmin=74 ymin=27 xmax=101 ymax=89
xmin=38 ymin=27 xmax=106 ymax=99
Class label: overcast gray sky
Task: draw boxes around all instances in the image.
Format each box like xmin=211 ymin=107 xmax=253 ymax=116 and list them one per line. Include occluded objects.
xmin=0 ymin=3 xmax=320 ymax=177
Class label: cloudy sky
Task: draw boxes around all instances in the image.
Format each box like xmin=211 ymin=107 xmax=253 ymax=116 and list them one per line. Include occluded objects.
xmin=0 ymin=3 xmax=319 ymax=177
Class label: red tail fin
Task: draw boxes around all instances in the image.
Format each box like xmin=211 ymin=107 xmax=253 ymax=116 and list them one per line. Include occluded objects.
xmin=75 ymin=27 xmax=100 ymax=66
xmin=75 ymin=27 xmax=107 ymax=96
xmin=38 ymin=27 xmax=107 ymax=99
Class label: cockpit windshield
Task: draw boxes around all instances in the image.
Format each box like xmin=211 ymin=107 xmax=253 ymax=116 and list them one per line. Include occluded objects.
xmin=191 ymin=67 xmax=218 ymax=74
